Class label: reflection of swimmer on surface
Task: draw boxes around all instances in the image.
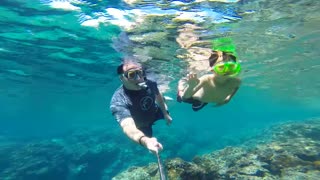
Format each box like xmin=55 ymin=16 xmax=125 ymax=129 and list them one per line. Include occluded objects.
xmin=177 ymin=50 xmax=241 ymax=111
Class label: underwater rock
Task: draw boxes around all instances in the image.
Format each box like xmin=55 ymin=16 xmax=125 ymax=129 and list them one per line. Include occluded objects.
xmin=0 ymin=142 xmax=69 ymax=180
xmin=112 ymin=163 xmax=159 ymax=180
xmin=166 ymin=158 xmax=206 ymax=179
xmin=0 ymin=128 xmax=123 ymax=180
xmin=112 ymin=119 xmax=320 ymax=179
xmin=1 ymin=120 xmax=319 ymax=180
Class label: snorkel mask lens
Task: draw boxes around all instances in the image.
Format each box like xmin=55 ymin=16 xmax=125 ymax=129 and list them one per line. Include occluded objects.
xmin=124 ymin=69 xmax=145 ymax=80
xmin=212 ymin=61 xmax=241 ymax=76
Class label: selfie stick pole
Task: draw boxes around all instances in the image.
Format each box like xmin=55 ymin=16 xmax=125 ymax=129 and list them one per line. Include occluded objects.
xmin=156 ymin=152 xmax=166 ymax=180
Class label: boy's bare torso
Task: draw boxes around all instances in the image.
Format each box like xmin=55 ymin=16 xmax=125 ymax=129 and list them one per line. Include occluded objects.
xmin=192 ymin=74 xmax=241 ymax=103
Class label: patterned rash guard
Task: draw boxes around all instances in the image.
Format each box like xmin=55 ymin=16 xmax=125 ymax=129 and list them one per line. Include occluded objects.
xmin=110 ymin=80 xmax=164 ymax=136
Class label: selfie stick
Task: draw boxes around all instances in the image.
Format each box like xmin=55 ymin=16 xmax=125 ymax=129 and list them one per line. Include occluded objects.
xmin=156 ymin=152 xmax=166 ymax=180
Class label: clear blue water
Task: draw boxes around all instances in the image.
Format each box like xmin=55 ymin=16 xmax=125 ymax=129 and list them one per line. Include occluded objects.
xmin=0 ymin=0 xmax=320 ymax=179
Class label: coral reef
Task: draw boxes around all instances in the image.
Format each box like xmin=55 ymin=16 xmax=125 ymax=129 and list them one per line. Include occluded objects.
xmin=113 ymin=119 xmax=320 ymax=179
xmin=0 ymin=129 xmax=124 ymax=180
xmin=1 ymin=120 xmax=319 ymax=179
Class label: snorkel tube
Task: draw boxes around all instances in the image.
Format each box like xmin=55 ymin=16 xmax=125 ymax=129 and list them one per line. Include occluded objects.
xmin=212 ymin=37 xmax=237 ymax=56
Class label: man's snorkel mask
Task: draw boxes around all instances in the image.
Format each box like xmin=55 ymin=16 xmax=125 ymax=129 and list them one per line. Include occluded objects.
xmin=124 ymin=69 xmax=148 ymax=89
xmin=117 ymin=62 xmax=149 ymax=90
xmin=211 ymin=38 xmax=241 ymax=76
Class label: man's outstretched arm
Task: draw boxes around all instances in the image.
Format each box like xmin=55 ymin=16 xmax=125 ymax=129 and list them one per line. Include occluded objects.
xmin=120 ymin=118 xmax=163 ymax=153
xmin=120 ymin=117 xmax=146 ymax=144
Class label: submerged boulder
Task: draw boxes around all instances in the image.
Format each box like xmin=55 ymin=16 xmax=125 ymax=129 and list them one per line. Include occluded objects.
xmin=112 ymin=119 xmax=320 ymax=179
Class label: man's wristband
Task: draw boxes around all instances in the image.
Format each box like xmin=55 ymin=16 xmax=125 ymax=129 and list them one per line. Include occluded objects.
xmin=138 ymin=135 xmax=146 ymax=145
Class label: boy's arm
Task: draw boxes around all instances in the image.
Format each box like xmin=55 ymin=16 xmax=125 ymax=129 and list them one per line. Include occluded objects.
xmin=217 ymin=79 xmax=241 ymax=106
xmin=214 ymin=87 xmax=239 ymax=107
xmin=181 ymin=73 xmax=203 ymax=99
xmin=224 ymin=86 xmax=240 ymax=102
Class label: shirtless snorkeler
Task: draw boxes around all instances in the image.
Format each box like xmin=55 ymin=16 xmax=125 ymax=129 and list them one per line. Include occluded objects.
xmin=177 ymin=50 xmax=241 ymax=111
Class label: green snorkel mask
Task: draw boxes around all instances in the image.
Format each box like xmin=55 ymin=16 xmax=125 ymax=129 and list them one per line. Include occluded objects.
xmin=212 ymin=61 xmax=241 ymax=76
xmin=211 ymin=37 xmax=241 ymax=76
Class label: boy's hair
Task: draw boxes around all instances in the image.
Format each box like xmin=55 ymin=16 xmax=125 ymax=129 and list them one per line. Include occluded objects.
xmin=209 ymin=50 xmax=237 ymax=67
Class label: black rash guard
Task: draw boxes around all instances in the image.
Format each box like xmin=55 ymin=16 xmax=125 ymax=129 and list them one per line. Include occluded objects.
xmin=110 ymin=80 xmax=164 ymax=136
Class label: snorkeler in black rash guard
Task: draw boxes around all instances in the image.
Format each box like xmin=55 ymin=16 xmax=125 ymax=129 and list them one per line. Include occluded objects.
xmin=110 ymin=60 xmax=172 ymax=154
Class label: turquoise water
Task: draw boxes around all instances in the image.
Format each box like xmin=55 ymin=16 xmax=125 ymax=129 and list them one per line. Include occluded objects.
xmin=1 ymin=0 xmax=320 ymax=179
